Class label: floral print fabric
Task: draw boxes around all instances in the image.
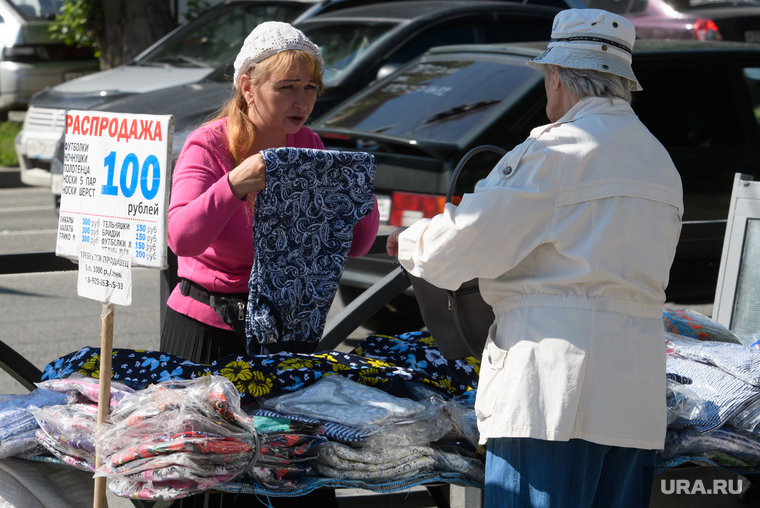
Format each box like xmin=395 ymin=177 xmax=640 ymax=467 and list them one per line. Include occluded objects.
xmin=40 ymin=332 xmax=480 ymax=404
xmin=247 ymin=148 xmax=376 ymax=353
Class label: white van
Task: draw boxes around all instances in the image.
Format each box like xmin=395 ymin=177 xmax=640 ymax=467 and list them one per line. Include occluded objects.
xmin=0 ymin=0 xmax=98 ymax=110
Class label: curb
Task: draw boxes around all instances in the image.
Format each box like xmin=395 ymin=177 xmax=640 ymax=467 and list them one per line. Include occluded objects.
xmin=0 ymin=166 xmax=22 ymax=188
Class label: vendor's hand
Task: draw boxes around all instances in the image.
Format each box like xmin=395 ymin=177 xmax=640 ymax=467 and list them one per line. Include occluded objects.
xmin=386 ymin=227 xmax=408 ymax=258
xmin=228 ymin=153 xmax=266 ymax=200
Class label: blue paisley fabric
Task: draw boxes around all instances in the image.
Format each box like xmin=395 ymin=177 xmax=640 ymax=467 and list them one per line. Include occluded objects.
xmin=39 ymin=332 xmax=479 ymax=405
xmin=247 ymin=148 xmax=376 ymax=354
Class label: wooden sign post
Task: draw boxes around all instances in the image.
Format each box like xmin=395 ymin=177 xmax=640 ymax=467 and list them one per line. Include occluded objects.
xmin=54 ymin=110 xmax=174 ymax=508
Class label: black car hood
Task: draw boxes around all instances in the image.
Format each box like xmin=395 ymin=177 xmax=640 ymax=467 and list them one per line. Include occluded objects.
xmin=30 ymin=88 xmax=137 ymax=110
xmin=90 ymin=81 xmax=233 ymax=133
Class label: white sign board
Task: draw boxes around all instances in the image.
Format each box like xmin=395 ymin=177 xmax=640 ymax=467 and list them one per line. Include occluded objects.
xmin=55 ymin=111 xmax=174 ymax=270
xmin=77 ymin=244 xmax=133 ymax=306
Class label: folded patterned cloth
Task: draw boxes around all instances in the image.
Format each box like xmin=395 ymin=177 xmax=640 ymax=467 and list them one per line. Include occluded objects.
xmin=666 ymin=355 xmax=760 ymax=432
xmin=667 ymin=332 xmax=760 ymax=387
xmin=247 ymin=147 xmax=375 ymax=353
xmin=313 ymin=441 xmax=436 ymax=482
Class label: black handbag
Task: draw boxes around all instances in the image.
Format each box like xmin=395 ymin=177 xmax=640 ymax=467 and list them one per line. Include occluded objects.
xmin=404 ymin=145 xmax=507 ymax=361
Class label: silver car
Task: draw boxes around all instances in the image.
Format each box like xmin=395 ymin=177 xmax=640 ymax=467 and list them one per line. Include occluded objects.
xmin=0 ymin=0 xmax=98 ymax=110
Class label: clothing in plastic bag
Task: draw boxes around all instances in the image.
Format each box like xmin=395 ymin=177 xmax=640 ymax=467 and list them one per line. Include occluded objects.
xmin=95 ymin=376 xmax=257 ymax=500
xmin=667 ymin=332 xmax=760 ymax=387
xmin=666 ymin=355 xmax=760 ymax=432
xmin=660 ymin=426 xmax=760 ymax=466
xmin=36 ymin=376 xmax=134 ymax=408
xmin=261 ymin=375 xmax=426 ymax=429
xmin=313 ymin=441 xmax=435 ymax=482
xmin=663 ymin=308 xmax=742 ymax=344
xmin=666 ymin=377 xmax=707 ymax=426
xmin=28 ymin=403 xmax=99 ymax=471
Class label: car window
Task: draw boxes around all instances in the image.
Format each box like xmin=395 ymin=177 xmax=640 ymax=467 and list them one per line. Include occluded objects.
xmin=579 ymin=0 xmax=648 ymax=15
xmin=668 ymin=0 xmax=760 ymax=8
xmin=632 ymin=63 xmax=759 ymax=222
xmin=321 ymin=56 xmax=542 ymax=144
xmin=139 ymin=2 xmax=309 ymax=69
xmin=632 ymin=65 xmax=744 ymax=150
xmin=301 ymin=21 xmax=398 ymax=86
xmin=388 ymin=23 xmax=489 ymax=65
xmin=747 ymin=67 xmax=760 ymax=126
xmin=7 ymin=0 xmax=63 ymax=20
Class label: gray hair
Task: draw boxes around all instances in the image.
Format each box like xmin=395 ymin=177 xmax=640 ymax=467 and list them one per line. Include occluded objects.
xmin=540 ymin=65 xmax=635 ymax=104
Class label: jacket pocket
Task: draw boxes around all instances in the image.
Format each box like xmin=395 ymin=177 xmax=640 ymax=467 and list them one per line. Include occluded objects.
xmin=475 ymin=337 xmax=508 ymax=421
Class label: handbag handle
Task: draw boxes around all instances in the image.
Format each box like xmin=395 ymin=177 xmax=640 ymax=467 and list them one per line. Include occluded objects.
xmin=446 ymin=145 xmax=508 ymax=203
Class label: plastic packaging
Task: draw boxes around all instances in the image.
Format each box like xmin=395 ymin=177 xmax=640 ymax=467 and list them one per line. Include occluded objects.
xmin=28 ymin=403 xmax=98 ymax=469
xmin=663 ymin=308 xmax=742 ymax=344
xmin=0 ymin=408 xmax=38 ymax=442
xmin=313 ymin=441 xmax=436 ymax=483
xmin=0 ymin=429 xmax=42 ymax=459
xmin=730 ymin=397 xmax=760 ymax=434
xmin=666 ymin=331 xmax=760 ymax=387
xmin=659 ymin=426 xmax=760 ymax=465
xmin=431 ymin=448 xmax=485 ymax=483
xmin=37 ymin=375 xmax=135 ymax=408
xmin=94 ymin=376 xmax=257 ymax=500
xmin=260 ymin=375 xmax=427 ymax=430
xmin=739 ymin=333 xmax=760 ymax=348
xmin=666 ymin=378 xmax=707 ymax=426
xmin=95 ymin=376 xmax=326 ymax=499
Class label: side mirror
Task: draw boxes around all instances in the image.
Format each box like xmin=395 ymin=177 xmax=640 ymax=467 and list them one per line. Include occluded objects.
xmin=375 ymin=63 xmax=401 ymax=82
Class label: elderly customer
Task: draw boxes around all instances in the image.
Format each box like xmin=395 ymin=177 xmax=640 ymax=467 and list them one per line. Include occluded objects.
xmin=162 ymin=21 xmax=379 ymax=364
xmin=387 ymin=8 xmax=682 ymax=507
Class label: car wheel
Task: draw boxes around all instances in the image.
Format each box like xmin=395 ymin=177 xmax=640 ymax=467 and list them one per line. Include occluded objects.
xmin=337 ymin=285 xmax=425 ymax=336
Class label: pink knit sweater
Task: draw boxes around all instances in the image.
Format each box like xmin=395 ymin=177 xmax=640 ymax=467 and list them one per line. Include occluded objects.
xmin=167 ymin=118 xmax=379 ymax=329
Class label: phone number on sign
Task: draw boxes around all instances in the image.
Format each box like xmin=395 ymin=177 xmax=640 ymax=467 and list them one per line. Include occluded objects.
xmin=85 ymin=277 xmax=124 ymax=290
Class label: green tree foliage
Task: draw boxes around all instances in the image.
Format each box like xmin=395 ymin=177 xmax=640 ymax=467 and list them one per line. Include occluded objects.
xmin=48 ymin=0 xmax=102 ymax=58
xmin=184 ymin=0 xmax=213 ymax=23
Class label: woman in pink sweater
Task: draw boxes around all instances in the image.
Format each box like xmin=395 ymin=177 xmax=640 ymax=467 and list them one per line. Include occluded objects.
xmin=161 ymin=22 xmax=379 ymax=364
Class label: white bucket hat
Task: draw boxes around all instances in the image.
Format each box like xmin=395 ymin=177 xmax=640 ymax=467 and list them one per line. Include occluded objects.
xmin=233 ymin=21 xmax=324 ymax=88
xmin=526 ymin=8 xmax=642 ymax=91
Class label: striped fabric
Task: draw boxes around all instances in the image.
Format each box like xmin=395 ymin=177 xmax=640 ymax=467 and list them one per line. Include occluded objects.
xmin=668 ymin=333 xmax=760 ymax=387
xmin=666 ymin=355 xmax=760 ymax=432
xmin=249 ymin=409 xmax=371 ymax=443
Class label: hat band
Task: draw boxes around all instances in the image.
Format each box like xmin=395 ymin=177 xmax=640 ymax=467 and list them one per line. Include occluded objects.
xmin=550 ymin=36 xmax=632 ymax=54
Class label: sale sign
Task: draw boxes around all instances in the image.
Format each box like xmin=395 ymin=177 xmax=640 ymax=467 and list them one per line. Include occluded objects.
xmin=55 ymin=111 xmax=174 ymax=270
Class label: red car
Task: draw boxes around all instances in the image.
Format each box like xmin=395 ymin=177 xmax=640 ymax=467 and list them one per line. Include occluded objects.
xmin=589 ymin=0 xmax=760 ymax=42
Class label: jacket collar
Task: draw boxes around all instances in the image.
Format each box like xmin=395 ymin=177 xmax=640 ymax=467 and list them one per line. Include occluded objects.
xmin=530 ymin=96 xmax=632 ymax=138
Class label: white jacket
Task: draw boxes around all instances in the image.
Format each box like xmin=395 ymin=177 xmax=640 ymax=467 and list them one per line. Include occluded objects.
xmin=398 ymin=97 xmax=683 ymax=450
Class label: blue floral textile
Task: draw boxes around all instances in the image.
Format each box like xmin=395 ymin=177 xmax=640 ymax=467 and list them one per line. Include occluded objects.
xmin=247 ymin=148 xmax=376 ymax=354
xmin=39 ymin=333 xmax=480 ymax=405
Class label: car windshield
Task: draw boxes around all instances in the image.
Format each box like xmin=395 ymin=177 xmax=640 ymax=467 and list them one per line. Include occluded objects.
xmin=320 ymin=56 xmax=542 ymax=144
xmin=139 ymin=2 xmax=310 ymax=69
xmin=301 ymin=21 xmax=398 ymax=86
xmin=665 ymin=0 xmax=760 ymax=8
xmin=7 ymin=0 xmax=63 ymax=20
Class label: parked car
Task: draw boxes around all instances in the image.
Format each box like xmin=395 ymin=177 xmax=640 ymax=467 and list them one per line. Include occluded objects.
xmin=583 ymin=0 xmax=760 ymax=42
xmin=48 ymin=0 xmax=563 ymax=209
xmin=15 ymin=0 xmax=404 ymax=187
xmin=296 ymin=0 xmax=564 ymax=117
xmin=0 ymin=0 xmax=98 ymax=110
xmin=307 ymin=40 xmax=760 ymax=328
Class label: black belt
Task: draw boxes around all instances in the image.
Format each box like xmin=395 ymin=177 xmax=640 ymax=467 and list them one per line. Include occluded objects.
xmin=179 ymin=278 xmax=247 ymax=309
